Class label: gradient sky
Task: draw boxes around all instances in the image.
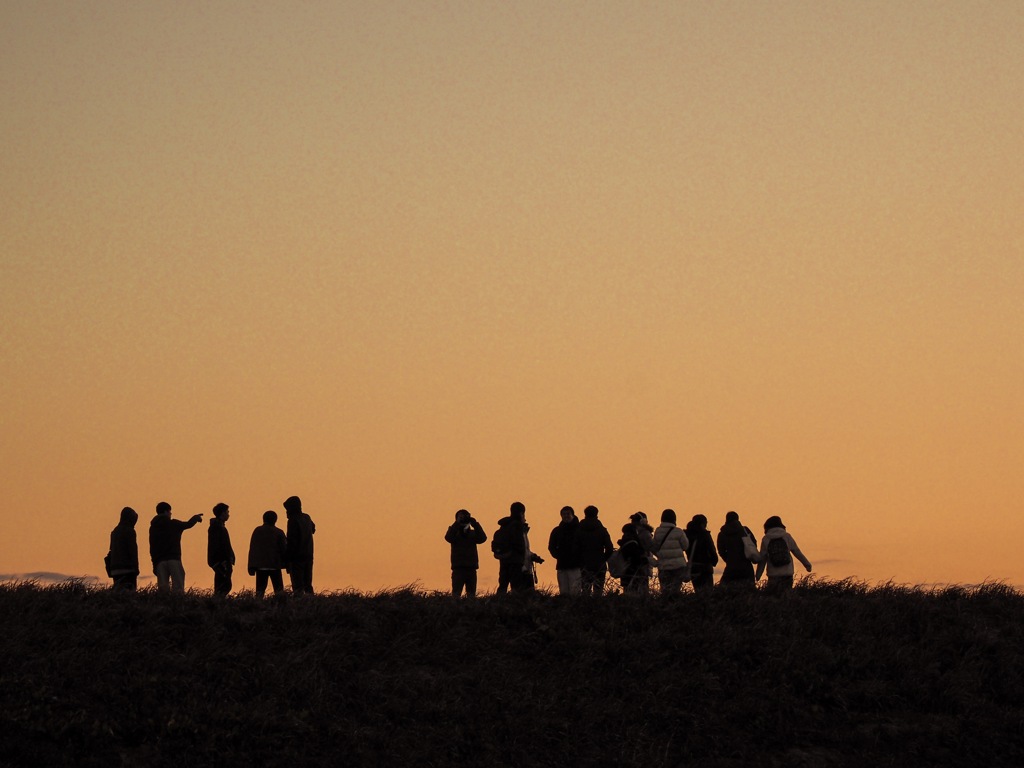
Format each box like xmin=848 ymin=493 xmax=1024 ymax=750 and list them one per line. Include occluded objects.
xmin=3 ymin=2 xmax=1022 ymax=593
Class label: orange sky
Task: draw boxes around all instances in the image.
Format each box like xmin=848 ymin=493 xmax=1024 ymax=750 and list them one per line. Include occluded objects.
xmin=2 ymin=2 xmax=1022 ymax=592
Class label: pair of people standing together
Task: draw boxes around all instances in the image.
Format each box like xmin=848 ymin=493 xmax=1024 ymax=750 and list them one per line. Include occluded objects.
xmin=106 ymin=496 xmax=316 ymax=595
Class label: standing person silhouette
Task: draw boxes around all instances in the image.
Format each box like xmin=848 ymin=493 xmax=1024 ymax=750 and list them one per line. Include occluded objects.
xmin=248 ymin=510 xmax=288 ymax=597
xmin=717 ymin=511 xmax=757 ymax=589
xmin=618 ymin=512 xmax=654 ymax=595
xmin=755 ymin=515 xmax=812 ymax=594
xmin=207 ymin=502 xmax=235 ymax=596
xmin=684 ymin=514 xmax=719 ymax=593
xmin=575 ymin=505 xmax=614 ymax=596
xmin=548 ymin=506 xmax=582 ymax=596
xmin=107 ymin=507 xmax=139 ymax=591
xmin=149 ymin=502 xmax=203 ymax=593
xmin=444 ymin=509 xmax=487 ymax=598
xmin=284 ymin=496 xmax=316 ymax=594
xmin=651 ymin=509 xmax=689 ymax=595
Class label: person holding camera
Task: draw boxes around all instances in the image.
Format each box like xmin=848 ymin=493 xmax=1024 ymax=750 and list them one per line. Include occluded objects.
xmin=445 ymin=509 xmax=487 ymax=598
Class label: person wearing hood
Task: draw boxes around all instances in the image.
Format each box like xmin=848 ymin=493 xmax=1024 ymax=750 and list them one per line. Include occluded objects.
xmin=716 ymin=511 xmax=758 ymax=589
xmin=444 ymin=509 xmax=487 ymax=598
xmin=107 ymin=506 xmax=140 ymax=591
xmin=284 ymin=495 xmax=316 ymax=594
xmin=207 ymin=502 xmax=235 ymax=596
xmin=149 ymin=501 xmax=203 ymax=593
xmin=650 ymin=509 xmax=690 ymax=595
xmin=755 ymin=515 xmax=812 ymax=593
xmin=683 ymin=514 xmax=719 ymax=593
xmin=618 ymin=512 xmax=654 ymax=595
xmin=574 ymin=505 xmax=614 ymax=596
xmin=548 ymin=506 xmax=581 ymax=596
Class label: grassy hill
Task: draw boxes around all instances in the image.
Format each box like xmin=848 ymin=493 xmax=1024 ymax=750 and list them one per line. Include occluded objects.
xmin=2 ymin=579 xmax=1022 ymax=767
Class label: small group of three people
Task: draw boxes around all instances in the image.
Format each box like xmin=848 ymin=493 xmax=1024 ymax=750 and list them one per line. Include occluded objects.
xmin=106 ymin=496 xmax=316 ymax=596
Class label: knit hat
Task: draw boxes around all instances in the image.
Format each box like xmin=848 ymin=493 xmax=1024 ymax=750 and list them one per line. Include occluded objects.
xmin=764 ymin=515 xmax=785 ymax=531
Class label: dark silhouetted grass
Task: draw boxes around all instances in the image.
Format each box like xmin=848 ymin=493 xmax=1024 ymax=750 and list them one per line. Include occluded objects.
xmin=2 ymin=578 xmax=1023 ymax=767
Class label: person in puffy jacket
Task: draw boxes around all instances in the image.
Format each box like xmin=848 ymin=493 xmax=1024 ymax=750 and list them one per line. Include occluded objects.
xmin=548 ymin=506 xmax=581 ymax=596
xmin=445 ymin=509 xmax=487 ymax=598
xmin=684 ymin=514 xmax=719 ymax=593
xmin=754 ymin=515 xmax=812 ymax=594
xmin=248 ymin=510 xmax=288 ymax=597
xmin=651 ymin=509 xmax=689 ymax=595
xmin=108 ymin=507 xmax=139 ymax=591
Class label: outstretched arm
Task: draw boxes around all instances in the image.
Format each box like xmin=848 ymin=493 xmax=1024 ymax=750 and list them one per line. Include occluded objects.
xmin=790 ymin=537 xmax=812 ymax=572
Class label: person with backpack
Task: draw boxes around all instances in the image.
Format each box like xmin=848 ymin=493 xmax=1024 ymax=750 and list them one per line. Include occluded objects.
xmin=492 ymin=502 xmax=543 ymax=593
xmin=650 ymin=509 xmax=690 ymax=595
xmin=754 ymin=515 xmax=812 ymax=594
xmin=445 ymin=509 xmax=487 ymax=598
xmin=716 ymin=511 xmax=758 ymax=589
xmin=683 ymin=514 xmax=719 ymax=593
xmin=574 ymin=505 xmax=614 ymax=596
xmin=618 ymin=512 xmax=654 ymax=595
xmin=548 ymin=506 xmax=582 ymax=595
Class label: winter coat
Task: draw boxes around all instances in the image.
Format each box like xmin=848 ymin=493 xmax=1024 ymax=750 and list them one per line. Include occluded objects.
xmin=108 ymin=523 xmax=139 ymax=576
xmin=493 ymin=516 xmax=527 ymax=564
xmin=717 ymin=519 xmax=756 ymax=582
xmin=248 ymin=524 xmax=288 ymax=574
xmin=683 ymin=523 xmax=719 ymax=577
xmin=618 ymin=524 xmax=649 ymax=567
xmin=207 ymin=518 xmax=235 ymax=569
xmin=754 ymin=527 xmax=812 ymax=580
xmin=149 ymin=514 xmax=200 ymax=566
xmin=548 ymin=518 xmax=581 ymax=570
xmin=286 ymin=511 xmax=315 ymax=567
xmin=445 ymin=519 xmax=487 ymax=569
xmin=651 ymin=523 xmax=689 ymax=572
xmin=574 ymin=517 xmax=614 ymax=571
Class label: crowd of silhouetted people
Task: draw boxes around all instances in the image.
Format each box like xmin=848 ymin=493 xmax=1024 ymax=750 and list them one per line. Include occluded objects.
xmin=445 ymin=502 xmax=812 ymax=598
xmin=105 ymin=496 xmax=315 ymax=596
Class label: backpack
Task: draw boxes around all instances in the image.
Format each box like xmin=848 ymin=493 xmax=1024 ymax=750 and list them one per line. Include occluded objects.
xmin=491 ymin=525 xmax=510 ymax=559
xmin=606 ymin=548 xmax=628 ymax=578
xmin=767 ymin=536 xmax=792 ymax=567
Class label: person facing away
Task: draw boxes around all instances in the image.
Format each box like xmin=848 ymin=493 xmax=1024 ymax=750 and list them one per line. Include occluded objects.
xmin=149 ymin=501 xmax=203 ymax=593
xmin=248 ymin=510 xmax=288 ymax=597
xmin=716 ymin=511 xmax=758 ymax=589
xmin=574 ymin=505 xmax=614 ymax=596
xmin=650 ymin=509 xmax=690 ymax=595
xmin=207 ymin=502 xmax=235 ymax=596
xmin=548 ymin=506 xmax=582 ymax=596
xmin=444 ymin=509 xmax=487 ymax=598
xmin=754 ymin=515 xmax=812 ymax=594
xmin=618 ymin=512 xmax=654 ymax=595
xmin=108 ymin=506 xmax=140 ymax=591
xmin=683 ymin=514 xmax=719 ymax=593
xmin=283 ymin=495 xmax=315 ymax=594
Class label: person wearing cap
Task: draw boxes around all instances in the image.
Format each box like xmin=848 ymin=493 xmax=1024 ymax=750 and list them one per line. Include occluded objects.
xmin=149 ymin=501 xmax=203 ymax=592
xmin=444 ymin=509 xmax=487 ymax=598
xmin=717 ymin=511 xmax=758 ymax=589
xmin=618 ymin=512 xmax=654 ymax=595
xmin=207 ymin=502 xmax=235 ymax=596
xmin=284 ymin=495 xmax=316 ymax=594
xmin=754 ymin=515 xmax=813 ymax=594
xmin=575 ymin=505 xmax=614 ymax=596
xmin=684 ymin=514 xmax=719 ymax=593
xmin=107 ymin=507 xmax=140 ymax=591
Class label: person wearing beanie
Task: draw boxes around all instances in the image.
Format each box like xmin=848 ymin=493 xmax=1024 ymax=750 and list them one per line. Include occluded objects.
xmin=547 ymin=506 xmax=582 ymax=596
xmin=444 ymin=509 xmax=487 ymax=598
xmin=651 ymin=509 xmax=690 ymax=595
xmin=207 ymin=502 xmax=235 ymax=596
xmin=717 ymin=510 xmax=758 ymax=589
xmin=283 ymin=495 xmax=316 ymax=594
xmin=149 ymin=501 xmax=203 ymax=593
xmin=754 ymin=515 xmax=813 ymax=594
xmin=107 ymin=507 xmax=140 ymax=591
xmin=683 ymin=514 xmax=719 ymax=593
xmin=574 ymin=505 xmax=614 ymax=596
